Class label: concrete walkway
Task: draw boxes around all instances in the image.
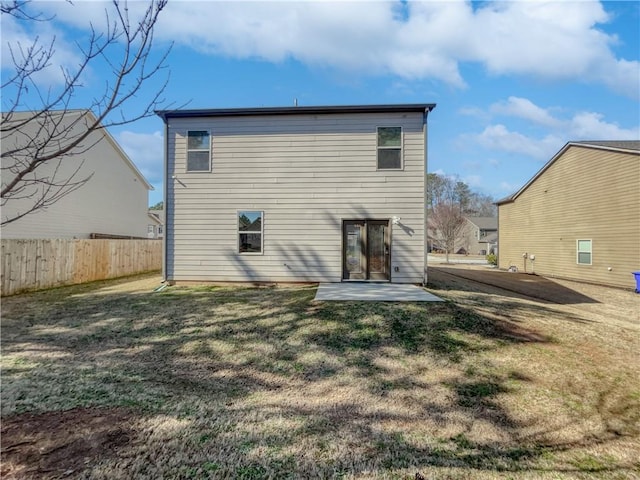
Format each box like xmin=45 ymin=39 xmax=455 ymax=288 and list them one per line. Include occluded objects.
xmin=314 ymin=283 xmax=443 ymax=302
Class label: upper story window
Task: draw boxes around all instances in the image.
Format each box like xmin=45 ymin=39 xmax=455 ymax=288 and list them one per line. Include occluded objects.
xmin=577 ymin=239 xmax=592 ymax=265
xmin=377 ymin=127 xmax=402 ymax=170
xmin=187 ymin=131 xmax=211 ymax=172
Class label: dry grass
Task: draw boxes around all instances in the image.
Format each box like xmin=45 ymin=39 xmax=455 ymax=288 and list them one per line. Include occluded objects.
xmin=1 ymin=272 xmax=639 ymax=479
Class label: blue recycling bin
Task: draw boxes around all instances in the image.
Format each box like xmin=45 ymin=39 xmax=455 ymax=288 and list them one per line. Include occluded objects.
xmin=633 ymin=272 xmax=640 ymax=293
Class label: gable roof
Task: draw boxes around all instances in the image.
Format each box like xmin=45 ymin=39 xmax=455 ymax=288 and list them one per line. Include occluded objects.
xmin=156 ymin=103 xmax=436 ymax=122
xmin=465 ymin=216 xmax=497 ymax=230
xmin=496 ymin=140 xmax=640 ymax=205
xmin=148 ymin=212 xmax=163 ymax=225
xmin=1 ymin=109 xmax=154 ymax=190
xmin=148 ymin=209 xmax=165 ymax=223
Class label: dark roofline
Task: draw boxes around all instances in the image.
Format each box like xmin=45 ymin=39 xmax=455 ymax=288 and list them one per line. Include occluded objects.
xmin=571 ymin=140 xmax=640 ymax=152
xmin=495 ymin=140 xmax=640 ymax=206
xmin=156 ymin=103 xmax=436 ymax=122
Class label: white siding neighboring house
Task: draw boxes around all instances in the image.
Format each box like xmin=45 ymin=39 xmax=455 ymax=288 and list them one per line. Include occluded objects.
xmin=1 ymin=110 xmax=154 ymax=239
xmin=157 ymin=104 xmax=436 ymax=284
xmin=148 ymin=209 xmax=164 ymax=239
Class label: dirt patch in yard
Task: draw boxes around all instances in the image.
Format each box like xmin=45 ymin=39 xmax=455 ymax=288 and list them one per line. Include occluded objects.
xmin=1 ymin=407 xmax=135 ymax=480
xmin=429 ymin=264 xmax=639 ymax=331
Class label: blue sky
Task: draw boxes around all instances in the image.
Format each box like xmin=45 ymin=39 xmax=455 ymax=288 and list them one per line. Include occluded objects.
xmin=2 ymin=1 xmax=639 ymax=206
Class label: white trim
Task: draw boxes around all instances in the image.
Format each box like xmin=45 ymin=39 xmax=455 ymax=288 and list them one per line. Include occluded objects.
xmin=186 ymin=130 xmax=212 ymax=172
xmin=577 ymin=239 xmax=592 ymax=265
xmin=237 ymin=210 xmax=264 ymax=255
xmin=376 ymin=126 xmax=404 ymax=171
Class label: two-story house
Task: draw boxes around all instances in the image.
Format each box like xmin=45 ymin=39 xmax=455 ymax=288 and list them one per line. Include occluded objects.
xmin=459 ymin=216 xmax=498 ymax=255
xmin=1 ymin=110 xmax=154 ymax=239
xmin=497 ymin=141 xmax=639 ymax=289
xmin=157 ymin=104 xmax=436 ymax=284
xmin=147 ymin=209 xmax=165 ymax=239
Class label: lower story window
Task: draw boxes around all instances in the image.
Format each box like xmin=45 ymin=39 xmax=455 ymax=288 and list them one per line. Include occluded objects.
xmin=238 ymin=211 xmax=263 ymax=254
xmin=577 ymin=239 xmax=592 ymax=265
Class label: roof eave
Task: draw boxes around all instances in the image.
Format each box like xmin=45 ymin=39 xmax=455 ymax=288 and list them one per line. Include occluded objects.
xmin=156 ymin=103 xmax=436 ymax=122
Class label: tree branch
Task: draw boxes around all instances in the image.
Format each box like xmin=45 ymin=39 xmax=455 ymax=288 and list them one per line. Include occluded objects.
xmin=1 ymin=0 xmax=171 ymax=225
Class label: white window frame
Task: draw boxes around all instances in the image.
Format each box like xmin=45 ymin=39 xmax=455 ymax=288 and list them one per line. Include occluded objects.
xmin=186 ymin=130 xmax=211 ymax=172
xmin=577 ymin=239 xmax=592 ymax=265
xmin=238 ymin=210 xmax=264 ymax=255
xmin=147 ymin=225 xmax=155 ymax=234
xmin=376 ymin=126 xmax=403 ymax=171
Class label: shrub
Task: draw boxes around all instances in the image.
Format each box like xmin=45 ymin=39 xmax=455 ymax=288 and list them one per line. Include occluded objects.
xmin=486 ymin=253 xmax=497 ymax=266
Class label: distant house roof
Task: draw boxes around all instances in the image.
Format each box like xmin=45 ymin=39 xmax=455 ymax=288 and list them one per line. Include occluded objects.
xmin=148 ymin=212 xmax=162 ymax=225
xmin=483 ymin=232 xmax=498 ymax=244
xmin=148 ymin=208 xmax=165 ymax=223
xmin=496 ymin=140 xmax=640 ymax=205
xmin=465 ymin=216 xmax=497 ymax=230
xmin=156 ymin=103 xmax=436 ymax=122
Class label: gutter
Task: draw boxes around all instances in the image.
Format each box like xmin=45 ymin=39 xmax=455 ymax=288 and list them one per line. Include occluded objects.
xmin=423 ymin=105 xmax=435 ymax=286
xmin=162 ymin=120 xmax=168 ymax=282
xmin=156 ymin=103 xmax=437 ymax=120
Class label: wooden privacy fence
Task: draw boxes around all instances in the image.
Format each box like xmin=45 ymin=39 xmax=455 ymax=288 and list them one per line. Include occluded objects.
xmin=1 ymin=239 xmax=162 ymax=296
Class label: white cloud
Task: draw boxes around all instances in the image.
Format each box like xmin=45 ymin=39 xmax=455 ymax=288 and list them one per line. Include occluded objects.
xmin=153 ymin=0 xmax=637 ymax=96
xmin=471 ymin=97 xmax=640 ymax=159
xmin=569 ymin=111 xmax=640 ymax=139
xmin=0 ymin=13 xmax=83 ymax=89
xmin=490 ymin=97 xmax=562 ymax=128
xmin=4 ymin=1 xmax=637 ymax=97
xmin=117 ymin=130 xmax=164 ymax=184
xmin=473 ymin=124 xmax=561 ymax=160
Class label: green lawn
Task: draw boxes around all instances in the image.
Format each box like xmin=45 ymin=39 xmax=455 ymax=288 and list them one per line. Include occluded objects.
xmin=1 ymin=274 xmax=638 ymax=479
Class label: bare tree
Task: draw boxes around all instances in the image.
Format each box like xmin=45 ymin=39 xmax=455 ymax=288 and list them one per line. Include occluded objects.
xmin=1 ymin=0 xmax=170 ymax=225
xmin=427 ymin=173 xmax=474 ymax=261
xmin=428 ymin=203 xmax=468 ymax=263
xmin=427 ymin=173 xmax=497 ymax=217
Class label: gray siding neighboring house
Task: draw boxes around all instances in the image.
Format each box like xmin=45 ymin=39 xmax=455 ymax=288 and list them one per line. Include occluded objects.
xmin=1 ymin=110 xmax=153 ymax=239
xmin=157 ymin=104 xmax=436 ymax=284
xmin=427 ymin=216 xmax=497 ymax=255
xmin=460 ymin=217 xmax=498 ymax=255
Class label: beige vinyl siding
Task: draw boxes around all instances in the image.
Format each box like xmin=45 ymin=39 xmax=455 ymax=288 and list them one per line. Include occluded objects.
xmin=1 ymin=112 xmax=151 ymax=239
xmin=498 ymin=145 xmax=640 ymax=289
xmin=166 ymin=112 xmax=425 ymax=283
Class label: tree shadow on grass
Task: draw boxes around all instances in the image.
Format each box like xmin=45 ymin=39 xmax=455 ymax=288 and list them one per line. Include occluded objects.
xmin=1 ymin=282 xmax=637 ymax=478
xmin=429 ymin=266 xmax=600 ymax=305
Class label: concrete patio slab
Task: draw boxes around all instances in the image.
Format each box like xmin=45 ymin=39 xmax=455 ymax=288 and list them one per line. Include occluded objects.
xmin=314 ymin=283 xmax=444 ymax=302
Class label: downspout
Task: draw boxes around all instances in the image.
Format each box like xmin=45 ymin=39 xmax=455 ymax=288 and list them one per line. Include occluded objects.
xmin=162 ymin=117 xmax=168 ymax=282
xmin=422 ymin=107 xmax=431 ymax=286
